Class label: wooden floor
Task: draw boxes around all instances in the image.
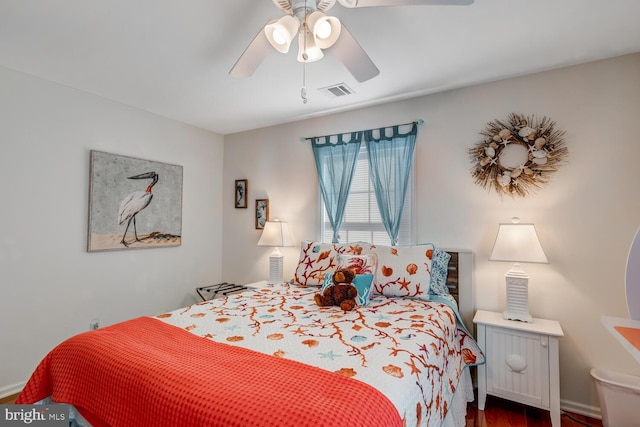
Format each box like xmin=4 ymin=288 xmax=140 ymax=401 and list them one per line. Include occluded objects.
xmin=0 ymin=393 xmax=18 ymax=404
xmin=1 ymin=392 xmax=602 ymax=426
xmin=467 ymin=395 xmax=603 ymax=427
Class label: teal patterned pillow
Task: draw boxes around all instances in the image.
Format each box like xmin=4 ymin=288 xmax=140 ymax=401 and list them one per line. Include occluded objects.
xmin=429 ymin=248 xmax=451 ymax=296
xmin=352 ymin=274 xmax=374 ymax=306
xmin=321 ymin=273 xmax=374 ymax=306
xmin=321 ymin=273 xmax=334 ymax=290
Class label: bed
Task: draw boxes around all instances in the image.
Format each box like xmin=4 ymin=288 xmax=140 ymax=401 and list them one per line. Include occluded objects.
xmin=16 ymin=242 xmax=484 ymax=427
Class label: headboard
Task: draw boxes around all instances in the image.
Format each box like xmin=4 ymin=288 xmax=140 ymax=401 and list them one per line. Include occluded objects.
xmin=444 ymin=250 xmax=474 ymax=331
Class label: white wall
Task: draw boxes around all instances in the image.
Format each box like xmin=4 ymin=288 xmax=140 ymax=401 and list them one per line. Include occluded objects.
xmin=0 ymin=66 xmax=224 ymax=396
xmin=223 ymin=53 xmax=640 ymax=415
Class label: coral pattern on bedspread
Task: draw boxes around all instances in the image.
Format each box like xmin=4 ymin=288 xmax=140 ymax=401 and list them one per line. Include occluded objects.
xmin=157 ymin=282 xmax=484 ymax=427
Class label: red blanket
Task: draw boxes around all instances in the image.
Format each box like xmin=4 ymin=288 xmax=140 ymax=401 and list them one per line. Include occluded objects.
xmin=17 ymin=317 xmax=401 ymax=427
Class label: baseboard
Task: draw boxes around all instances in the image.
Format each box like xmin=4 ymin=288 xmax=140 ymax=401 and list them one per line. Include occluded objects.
xmin=0 ymin=382 xmax=25 ymax=400
xmin=561 ymin=398 xmax=602 ymax=420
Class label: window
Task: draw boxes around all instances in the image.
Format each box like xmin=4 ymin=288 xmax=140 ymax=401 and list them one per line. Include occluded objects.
xmin=320 ymin=144 xmax=414 ymax=245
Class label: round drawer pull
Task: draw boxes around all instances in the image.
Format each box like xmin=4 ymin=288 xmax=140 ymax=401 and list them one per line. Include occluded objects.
xmin=506 ymin=354 xmax=527 ymax=373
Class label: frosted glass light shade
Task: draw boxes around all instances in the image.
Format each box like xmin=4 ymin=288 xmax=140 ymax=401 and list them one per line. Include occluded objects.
xmin=265 ymin=15 xmax=299 ymax=53
xmin=297 ymin=29 xmax=323 ymax=62
xmin=306 ymin=11 xmax=341 ymax=49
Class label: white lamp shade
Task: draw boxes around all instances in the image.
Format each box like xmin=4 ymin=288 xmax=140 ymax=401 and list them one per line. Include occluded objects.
xmin=265 ymin=15 xmax=300 ymax=54
xmin=297 ymin=28 xmax=324 ymax=62
xmin=489 ymin=222 xmax=548 ymax=264
xmin=257 ymin=221 xmax=295 ymax=248
xmin=306 ymin=11 xmax=341 ymax=49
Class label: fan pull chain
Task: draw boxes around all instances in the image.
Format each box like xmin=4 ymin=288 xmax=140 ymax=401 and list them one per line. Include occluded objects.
xmin=301 ymin=61 xmax=308 ymax=104
xmin=301 ymin=2 xmax=309 ymax=104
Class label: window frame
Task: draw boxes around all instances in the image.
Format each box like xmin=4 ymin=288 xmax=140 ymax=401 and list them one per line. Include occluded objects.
xmin=319 ymin=144 xmax=415 ymax=245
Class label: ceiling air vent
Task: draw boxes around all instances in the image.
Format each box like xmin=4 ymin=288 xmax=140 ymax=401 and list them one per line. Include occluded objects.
xmin=318 ymin=83 xmax=355 ymax=98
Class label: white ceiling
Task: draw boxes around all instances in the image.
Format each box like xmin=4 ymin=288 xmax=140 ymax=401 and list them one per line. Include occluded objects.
xmin=1 ymin=0 xmax=639 ymax=135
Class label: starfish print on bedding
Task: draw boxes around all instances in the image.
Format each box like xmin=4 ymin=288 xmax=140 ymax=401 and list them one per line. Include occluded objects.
xmin=319 ymin=350 xmax=341 ymax=360
xmin=398 ymin=278 xmax=411 ymax=291
xmin=292 ymin=326 xmax=306 ymax=335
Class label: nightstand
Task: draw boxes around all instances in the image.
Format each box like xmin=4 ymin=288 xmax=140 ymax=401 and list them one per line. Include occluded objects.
xmin=474 ymin=310 xmax=564 ymax=427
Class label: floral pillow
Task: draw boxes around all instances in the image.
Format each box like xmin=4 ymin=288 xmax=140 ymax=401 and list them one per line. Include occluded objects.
xmin=336 ymin=253 xmax=378 ymax=276
xmin=291 ymin=241 xmax=367 ymax=286
xmin=365 ymin=244 xmax=436 ymax=300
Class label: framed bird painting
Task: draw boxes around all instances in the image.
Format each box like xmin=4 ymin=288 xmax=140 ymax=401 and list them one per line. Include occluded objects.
xmin=87 ymin=150 xmax=183 ymax=252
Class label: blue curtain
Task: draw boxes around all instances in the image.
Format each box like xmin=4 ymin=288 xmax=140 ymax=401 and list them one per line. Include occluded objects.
xmin=365 ymin=123 xmax=417 ymax=246
xmin=311 ymin=133 xmax=362 ymax=243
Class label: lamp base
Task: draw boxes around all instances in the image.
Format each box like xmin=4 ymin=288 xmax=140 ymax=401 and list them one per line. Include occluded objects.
xmin=503 ymin=310 xmax=533 ymax=323
xmin=503 ymin=264 xmax=533 ymax=323
xmin=268 ymin=253 xmax=284 ymax=284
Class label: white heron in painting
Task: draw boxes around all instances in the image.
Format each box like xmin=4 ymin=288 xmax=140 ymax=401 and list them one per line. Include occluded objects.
xmin=118 ymin=171 xmax=158 ymax=246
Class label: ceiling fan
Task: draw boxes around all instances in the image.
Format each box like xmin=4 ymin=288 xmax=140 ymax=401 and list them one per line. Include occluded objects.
xmin=229 ymin=0 xmax=474 ymax=83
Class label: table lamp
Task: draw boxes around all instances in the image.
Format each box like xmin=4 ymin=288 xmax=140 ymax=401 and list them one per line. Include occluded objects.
xmin=489 ymin=217 xmax=548 ymax=322
xmin=257 ymin=219 xmax=295 ymax=284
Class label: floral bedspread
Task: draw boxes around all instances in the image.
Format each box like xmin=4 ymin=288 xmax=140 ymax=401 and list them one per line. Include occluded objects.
xmin=156 ymin=283 xmax=484 ymax=427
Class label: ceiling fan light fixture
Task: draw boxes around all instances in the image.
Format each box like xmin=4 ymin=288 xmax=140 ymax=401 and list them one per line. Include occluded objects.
xmin=306 ymin=11 xmax=341 ymax=49
xmin=297 ymin=28 xmax=324 ymax=62
xmin=316 ymin=21 xmax=331 ymax=39
xmin=265 ymin=15 xmax=300 ymax=53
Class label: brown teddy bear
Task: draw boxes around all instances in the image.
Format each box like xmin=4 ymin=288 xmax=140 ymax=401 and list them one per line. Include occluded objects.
xmin=314 ymin=268 xmax=358 ymax=311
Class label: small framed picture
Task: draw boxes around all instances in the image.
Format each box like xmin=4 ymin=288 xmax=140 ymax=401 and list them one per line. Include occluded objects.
xmin=235 ymin=179 xmax=247 ymax=208
xmin=255 ymin=199 xmax=269 ymax=229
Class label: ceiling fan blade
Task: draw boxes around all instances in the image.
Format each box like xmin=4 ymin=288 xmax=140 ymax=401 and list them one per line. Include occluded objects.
xmin=329 ymin=24 xmax=379 ymax=82
xmin=338 ymin=0 xmax=473 ymax=7
xmin=229 ymin=28 xmax=271 ymax=78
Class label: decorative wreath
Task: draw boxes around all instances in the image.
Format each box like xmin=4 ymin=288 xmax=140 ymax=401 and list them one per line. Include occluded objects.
xmin=469 ymin=113 xmax=568 ymax=197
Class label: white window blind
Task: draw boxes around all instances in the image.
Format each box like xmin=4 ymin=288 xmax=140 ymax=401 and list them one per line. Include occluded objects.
xmin=321 ymin=144 xmax=414 ymax=245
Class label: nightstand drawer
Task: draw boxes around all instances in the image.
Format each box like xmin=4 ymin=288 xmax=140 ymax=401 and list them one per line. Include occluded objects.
xmin=486 ymin=326 xmax=550 ymax=408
